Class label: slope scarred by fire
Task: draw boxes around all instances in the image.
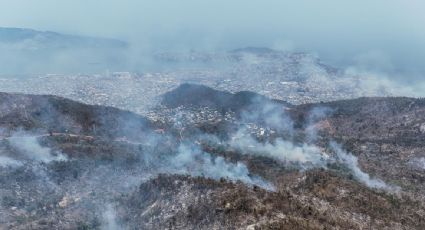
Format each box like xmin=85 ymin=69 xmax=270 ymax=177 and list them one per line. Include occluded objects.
xmin=0 ymin=85 xmax=424 ymax=229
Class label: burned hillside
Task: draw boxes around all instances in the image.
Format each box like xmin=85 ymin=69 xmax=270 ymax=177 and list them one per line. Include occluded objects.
xmin=0 ymin=85 xmax=424 ymax=229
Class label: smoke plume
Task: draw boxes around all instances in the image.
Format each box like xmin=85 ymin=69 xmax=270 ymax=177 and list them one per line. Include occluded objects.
xmin=9 ymin=133 xmax=67 ymax=163
xmin=330 ymin=141 xmax=395 ymax=190
xmin=166 ymin=143 xmax=274 ymax=190
xmin=101 ymin=204 xmax=122 ymax=230
xmin=0 ymin=155 xmax=22 ymax=168
xmin=229 ymin=128 xmax=327 ymax=166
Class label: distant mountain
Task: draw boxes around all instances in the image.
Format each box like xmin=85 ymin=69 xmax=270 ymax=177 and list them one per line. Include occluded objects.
xmin=230 ymin=46 xmax=277 ymax=54
xmin=162 ymin=83 xmax=291 ymax=111
xmin=0 ymin=27 xmax=129 ymax=74
xmin=0 ymin=27 xmax=127 ymax=50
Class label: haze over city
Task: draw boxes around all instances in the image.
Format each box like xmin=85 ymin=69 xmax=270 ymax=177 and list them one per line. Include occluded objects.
xmin=0 ymin=0 xmax=424 ymax=79
xmin=1 ymin=1 xmax=425 ymax=229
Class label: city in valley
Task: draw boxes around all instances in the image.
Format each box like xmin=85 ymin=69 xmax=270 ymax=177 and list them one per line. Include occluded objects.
xmin=0 ymin=1 xmax=424 ymax=229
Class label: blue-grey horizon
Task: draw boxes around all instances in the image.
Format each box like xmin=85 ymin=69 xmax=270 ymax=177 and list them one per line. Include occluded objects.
xmin=0 ymin=0 xmax=424 ymax=79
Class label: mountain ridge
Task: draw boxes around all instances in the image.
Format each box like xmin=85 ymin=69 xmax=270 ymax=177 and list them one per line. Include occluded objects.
xmin=0 ymin=27 xmax=127 ymax=48
xmin=0 ymin=85 xmax=424 ymax=229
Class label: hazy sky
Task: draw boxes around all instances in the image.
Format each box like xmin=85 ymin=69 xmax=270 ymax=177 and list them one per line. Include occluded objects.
xmin=0 ymin=0 xmax=424 ymax=77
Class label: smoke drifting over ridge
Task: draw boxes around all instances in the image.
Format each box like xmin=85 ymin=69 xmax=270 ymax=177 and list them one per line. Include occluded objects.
xmin=9 ymin=134 xmax=68 ymax=163
xmin=330 ymin=142 xmax=394 ymax=190
xmin=0 ymin=155 xmax=22 ymax=168
xmin=169 ymin=143 xmax=274 ymax=190
xmin=169 ymin=91 xmax=396 ymax=191
xmin=0 ymin=87 xmax=397 ymax=192
xmin=2 ymin=79 xmax=421 ymax=228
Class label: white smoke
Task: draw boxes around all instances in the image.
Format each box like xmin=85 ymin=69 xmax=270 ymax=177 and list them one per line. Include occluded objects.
xmin=228 ymin=104 xmax=330 ymax=166
xmin=0 ymin=155 xmax=22 ymax=168
xmin=305 ymin=107 xmax=333 ymax=143
xmin=417 ymin=157 xmax=425 ymax=170
xmin=229 ymin=128 xmax=327 ymax=165
xmin=168 ymin=143 xmax=274 ymax=190
xmin=9 ymin=133 xmax=67 ymax=163
xmin=240 ymin=98 xmax=293 ymax=134
xmin=409 ymin=157 xmax=425 ymax=170
xmin=330 ymin=141 xmax=396 ymax=191
xmin=101 ymin=204 xmax=122 ymax=230
xmin=227 ymin=100 xmax=400 ymax=191
xmin=345 ymin=66 xmax=425 ymax=98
